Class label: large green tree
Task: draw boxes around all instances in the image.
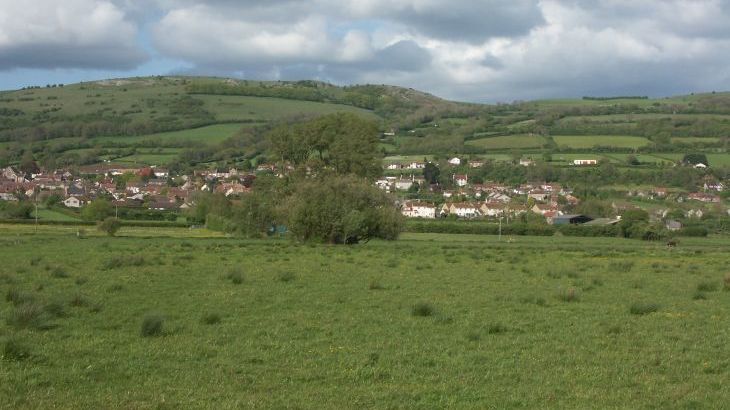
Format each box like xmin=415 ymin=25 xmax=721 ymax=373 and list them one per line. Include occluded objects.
xmin=287 ymin=175 xmax=403 ymax=244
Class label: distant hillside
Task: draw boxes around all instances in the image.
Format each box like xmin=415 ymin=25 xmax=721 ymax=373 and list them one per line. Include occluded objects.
xmin=1 ymin=76 xmax=729 ymax=169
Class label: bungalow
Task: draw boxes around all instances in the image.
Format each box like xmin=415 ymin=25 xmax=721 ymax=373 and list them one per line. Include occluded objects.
xmin=573 ymin=159 xmax=598 ymax=166
xmin=448 ymin=157 xmax=462 ymax=166
xmin=63 ymin=196 xmax=87 ymax=208
xmin=401 ymin=202 xmax=437 ymax=219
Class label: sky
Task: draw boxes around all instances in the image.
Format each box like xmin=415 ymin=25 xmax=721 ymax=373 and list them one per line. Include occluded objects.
xmin=2 ymin=0 xmax=730 ymax=103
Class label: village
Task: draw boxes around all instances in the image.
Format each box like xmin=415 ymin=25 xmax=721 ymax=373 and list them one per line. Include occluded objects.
xmin=1 ymin=153 xmax=727 ymax=230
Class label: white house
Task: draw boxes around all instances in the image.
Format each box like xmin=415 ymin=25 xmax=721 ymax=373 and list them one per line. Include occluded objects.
xmin=454 ymin=174 xmax=468 ymax=187
xmin=448 ymin=157 xmax=462 ymax=166
xmin=63 ymin=196 xmax=86 ymax=208
xmin=401 ymin=202 xmax=436 ymax=219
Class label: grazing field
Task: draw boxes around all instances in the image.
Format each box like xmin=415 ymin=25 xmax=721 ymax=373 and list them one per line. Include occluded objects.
xmin=1 ymin=227 xmax=729 ymax=408
xmin=466 ymin=134 xmax=547 ymax=149
xmin=553 ymin=135 xmax=652 ymax=149
xmin=89 ymin=123 xmax=248 ymax=146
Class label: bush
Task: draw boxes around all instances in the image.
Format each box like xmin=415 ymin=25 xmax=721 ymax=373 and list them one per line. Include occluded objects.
xmin=629 ymin=302 xmax=660 ymax=315
xmin=201 ymin=312 xmax=222 ymax=325
xmin=411 ymin=302 xmax=435 ymax=317
xmin=2 ymin=337 xmax=31 ymax=361
xmin=678 ymin=226 xmax=709 ymax=237
xmin=98 ymin=217 xmax=122 ymax=236
xmin=140 ymin=314 xmax=165 ymax=337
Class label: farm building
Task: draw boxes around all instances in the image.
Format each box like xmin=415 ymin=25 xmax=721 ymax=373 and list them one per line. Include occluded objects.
xmin=551 ymin=214 xmax=593 ymax=225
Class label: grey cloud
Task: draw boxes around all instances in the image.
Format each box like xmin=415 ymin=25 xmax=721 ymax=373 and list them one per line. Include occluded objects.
xmin=0 ymin=44 xmax=147 ymax=71
xmin=389 ymin=0 xmax=544 ymax=43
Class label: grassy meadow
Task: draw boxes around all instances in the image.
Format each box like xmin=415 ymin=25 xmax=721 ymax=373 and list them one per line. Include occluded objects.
xmin=1 ymin=226 xmax=729 ymax=408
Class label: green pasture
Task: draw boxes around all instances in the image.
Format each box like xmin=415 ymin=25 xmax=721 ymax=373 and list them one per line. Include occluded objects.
xmin=1 ymin=228 xmax=729 ymax=408
xmin=553 ymin=135 xmax=652 ymax=149
xmin=466 ymin=134 xmax=547 ymax=149
xmin=90 ymin=123 xmax=246 ymax=146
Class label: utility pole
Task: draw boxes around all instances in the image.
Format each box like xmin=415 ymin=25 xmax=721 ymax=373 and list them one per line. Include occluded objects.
xmin=498 ymin=216 xmax=503 ymax=241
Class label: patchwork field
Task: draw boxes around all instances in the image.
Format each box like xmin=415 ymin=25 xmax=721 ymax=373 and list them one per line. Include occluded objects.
xmin=466 ymin=134 xmax=547 ymax=149
xmin=1 ymin=227 xmax=729 ymax=408
xmin=553 ymin=135 xmax=652 ymax=149
xmin=89 ymin=123 xmax=248 ymax=146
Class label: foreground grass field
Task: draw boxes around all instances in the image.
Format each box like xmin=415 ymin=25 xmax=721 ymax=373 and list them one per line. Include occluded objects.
xmin=1 ymin=227 xmax=729 ymax=408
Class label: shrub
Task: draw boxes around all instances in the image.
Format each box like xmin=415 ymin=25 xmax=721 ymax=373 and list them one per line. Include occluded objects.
xmin=2 ymin=337 xmax=31 ymax=361
xmin=98 ymin=217 xmax=122 ymax=236
xmin=629 ymin=302 xmax=660 ymax=315
xmin=411 ymin=302 xmax=435 ymax=317
xmin=557 ymin=287 xmax=580 ymax=302
xmin=141 ymin=314 xmax=165 ymax=337
xmin=201 ymin=312 xmax=222 ymax=325
xmin=697 ymin=281 xmax=718 ymax=292
xmin=277 ymin=271 xmax=296 ymax=283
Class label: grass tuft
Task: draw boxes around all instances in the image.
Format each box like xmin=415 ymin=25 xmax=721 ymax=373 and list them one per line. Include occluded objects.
xmin=7 ymin=303 xmax=54 ymax=330
xmin=629 ymin=302 xmax=660 ymax=315
xmin=368 ymin=278 xmax=385 ymax=290
xmin=141 ymin=314 xmax=165 ymax=337
xmin=50 ymin=267 xmax=69 ymax=279
xmin=487 ymin=323 xmax=508 ymax=334
xmin=557 ymin=287 xmax=580 ymax=302
xmin=411 ymin=302 xmax=435 ymax=317
xmin=201 ymin=312 xmax=222 ymax=325
xmin=225 ymin=269 xmax=244 ymax=284
xmin=2 ymin=336 xmax=32 ymax=361
xmin=697 ymin=281 xmax=718 ymax=292
xmin=6 ymin=288 xmax=35 ymax=306
xmin=277 ymin=271 xmax=296 ymax=283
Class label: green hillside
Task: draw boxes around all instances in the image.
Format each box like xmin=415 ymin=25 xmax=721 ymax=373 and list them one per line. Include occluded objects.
xmin=1 ymin=77 xmax=730 ymax=168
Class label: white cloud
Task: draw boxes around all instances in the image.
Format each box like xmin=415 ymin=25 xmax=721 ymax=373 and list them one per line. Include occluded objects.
xmin=0 ymin=0 xmax=146 ymax=70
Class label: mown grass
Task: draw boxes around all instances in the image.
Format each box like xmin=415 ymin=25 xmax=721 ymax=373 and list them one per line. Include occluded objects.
xmin=0 ymin=229 xmax=729 ymax=408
